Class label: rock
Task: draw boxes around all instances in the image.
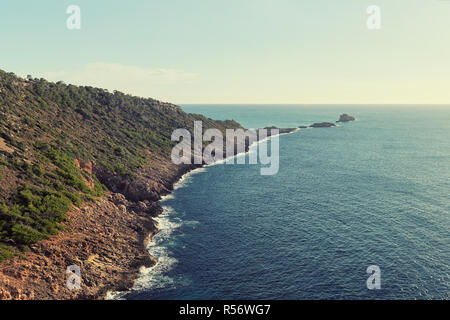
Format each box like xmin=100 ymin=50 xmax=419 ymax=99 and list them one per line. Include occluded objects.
xmin=299 ymin=126 xmax=308 ymax=129
xmin=109 ymin=193 xmax=127 ymax=205
xmin=337 ymin=114 xmax=355 ymax=122
xmin=74 ymin=159 xmax=94 ymax=175
xmin=136 ymin=201 xmax=147 ymax=211
xmin=309 ymin=122 xmax=336 ymax=128
xmin=0 ymin=137 xmax=14 ymax=153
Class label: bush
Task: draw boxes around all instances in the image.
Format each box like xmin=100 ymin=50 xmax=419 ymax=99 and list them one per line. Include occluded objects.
xmin=32 ymin=163 xmax=44 ymax=176
xmin=0 ymin=244 xmax=16 ymax=262
xmin=40 ymin=194 xmax=71 ymax=220
xmin=39 ymin=194 xmax=71 ymax=221
xmin=56 ymin=168 xmax=89 ymax=192
xmin=61 ymin=190 xmax=83 ymax=207
xmin=5 ymin=188 xmax=74 ymax=242
xmin=113 ymin=146 xmax=125 ymax=157
xmin=11 ymin=224 xmax=46 ymax=244
xmin=19 ymin=188 xmax=41 ymax=211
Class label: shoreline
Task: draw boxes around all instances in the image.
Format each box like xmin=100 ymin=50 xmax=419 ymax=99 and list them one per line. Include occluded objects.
xmin=1 ymin=118 xmax=345 ymax=300
xmin=105 ymin=127 xmax=300 ymax=299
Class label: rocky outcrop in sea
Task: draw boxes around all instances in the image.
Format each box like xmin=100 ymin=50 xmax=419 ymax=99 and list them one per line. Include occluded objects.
xmin=310 ymin=122 xmax=336 ymax=128
xmin=337 ymin=114 xmax=355 ymax=122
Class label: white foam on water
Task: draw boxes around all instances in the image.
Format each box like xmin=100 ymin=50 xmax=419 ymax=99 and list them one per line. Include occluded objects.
xmin=106 ymin=205 xmax=183 ymax=299
xmin=107 ymin=129 xmax=299 ymax=299
xmin=205 ymin=128 xmax=300 ymax=167
xmin=160 ymin=168 xmax=208 ymax=203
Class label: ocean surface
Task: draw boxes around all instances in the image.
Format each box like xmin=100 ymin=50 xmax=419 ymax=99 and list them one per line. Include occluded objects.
xmin=119 ymin=105 xmax=449 ymax=300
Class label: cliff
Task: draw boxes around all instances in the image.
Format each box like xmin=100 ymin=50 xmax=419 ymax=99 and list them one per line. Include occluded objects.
xmin=0 ymin=70 xmax=242 ymax=299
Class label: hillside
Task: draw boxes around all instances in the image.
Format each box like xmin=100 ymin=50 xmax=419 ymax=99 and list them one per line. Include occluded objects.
xmin=0 ymin=69 xmax=241 ymax=266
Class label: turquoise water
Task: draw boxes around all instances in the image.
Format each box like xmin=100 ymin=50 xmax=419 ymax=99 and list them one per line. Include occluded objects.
xmin=124 ymin=105 xmax=450 ymax=300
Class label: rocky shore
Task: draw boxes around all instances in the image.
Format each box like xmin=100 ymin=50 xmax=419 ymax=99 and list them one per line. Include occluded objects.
xmin=0 ymin=106 xmax=354 ymax=300
xmin=0 ymin=154 xmax=194 ymax=299
xmin=0 ymin=128 xmax=296 ymax=300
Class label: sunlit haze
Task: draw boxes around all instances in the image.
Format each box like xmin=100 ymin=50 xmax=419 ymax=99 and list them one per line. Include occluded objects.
xmin=1 ymin=0 xmax=449 ymax=104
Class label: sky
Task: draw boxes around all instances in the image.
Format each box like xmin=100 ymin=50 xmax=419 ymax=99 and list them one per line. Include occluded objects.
xmin=1 ymin=0 xmax=449 ymax=104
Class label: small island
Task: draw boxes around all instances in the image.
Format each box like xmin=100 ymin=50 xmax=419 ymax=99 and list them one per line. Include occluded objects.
xmin=310 ymin=122 xmax=336 ymax=128
xmin=337 ymin=114 xmax=355 ymax=122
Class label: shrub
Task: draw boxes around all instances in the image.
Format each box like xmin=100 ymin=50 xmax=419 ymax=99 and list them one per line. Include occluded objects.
xmin=38 ymin=194 xmax=71 ymax=222
xmin=61 ymin=190 xmax=83 ymax=207
xmin=0 ymin=244 xmax=16 ymax=262
xmin=11 ymin=224 xmax=46 ymax=244
xmin=113 ymin=146 xmax=125 ymax=157
xmin=32 ymin=163 xmax=44 ymax=176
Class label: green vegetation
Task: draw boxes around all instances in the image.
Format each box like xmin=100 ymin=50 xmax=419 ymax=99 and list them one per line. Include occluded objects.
xmin=0 ymin=69 xmax=242 ymax=261
xmin=0 ymin=243 xmax=18 ymax=262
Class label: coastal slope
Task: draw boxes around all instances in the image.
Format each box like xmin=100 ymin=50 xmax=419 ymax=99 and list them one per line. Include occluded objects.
xmin=0 ymin=70 xmax=242 ymax=299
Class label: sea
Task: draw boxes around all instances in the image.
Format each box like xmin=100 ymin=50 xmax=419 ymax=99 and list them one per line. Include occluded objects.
xmin=112 ymin=105 xmax=450 ymax=300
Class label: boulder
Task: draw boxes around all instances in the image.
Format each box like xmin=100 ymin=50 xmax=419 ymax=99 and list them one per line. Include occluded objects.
xmin=337 ymin=114 xmax=355 ymax=122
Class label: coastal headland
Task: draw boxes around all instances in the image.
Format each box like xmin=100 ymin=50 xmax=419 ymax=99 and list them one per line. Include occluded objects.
xmin=0 ymin=69 xmax=352 ymax=299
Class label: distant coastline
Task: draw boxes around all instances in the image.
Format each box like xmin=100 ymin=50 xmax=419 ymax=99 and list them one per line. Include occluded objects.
xmin=106 ymin=114 xmax=356 ymax=299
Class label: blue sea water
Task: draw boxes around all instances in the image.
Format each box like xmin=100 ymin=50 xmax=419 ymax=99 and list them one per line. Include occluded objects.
xmin=122 ymin=105 xmax=450 ymax=300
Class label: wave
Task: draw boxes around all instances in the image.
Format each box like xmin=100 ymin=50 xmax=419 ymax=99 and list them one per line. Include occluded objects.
xmin=107 ymin=128 xmax=300 ymax=299
xmin=106 ymin=206 xmax=183 ymax=299
xmin=160 ymin=168 xmax=208 ymax=203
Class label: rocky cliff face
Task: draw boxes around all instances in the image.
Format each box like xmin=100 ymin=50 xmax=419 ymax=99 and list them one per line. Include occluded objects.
xmin=0 ymin=69 xmax=243 ymax=299
xmin=0 ymin=69 xmax=338 ymax=299
xmin=0 ymin=193 xmax=157 ymax=299
xmin=0 ymin=154 xmax=187 ymax=299
xmin=94 ymin=154 xmax=198 ymax=202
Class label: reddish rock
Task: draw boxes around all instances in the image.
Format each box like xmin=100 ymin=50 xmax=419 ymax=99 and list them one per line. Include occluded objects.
xmin=74 ymin=159 xmax=94 ymax=175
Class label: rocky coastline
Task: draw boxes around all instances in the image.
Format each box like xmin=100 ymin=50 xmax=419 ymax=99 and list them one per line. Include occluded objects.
xmin=0 ymin=115 xmax=353 ymax=299
xmin=0 ymin=127 xmax=297 ymax=300
xmin=0 ymin=155 xmax=194 ymax=299
xmin=0 ymin=110 xmax=352 ymax=300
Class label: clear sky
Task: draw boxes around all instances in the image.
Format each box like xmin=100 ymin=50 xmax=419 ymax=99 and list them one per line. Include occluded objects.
xmin=1 ymin=0 xmax=449 ymax=104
